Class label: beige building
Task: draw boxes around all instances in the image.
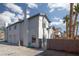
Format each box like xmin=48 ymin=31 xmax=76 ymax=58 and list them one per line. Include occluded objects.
xmin=0 ymin=31 xmax=4 ymax=40
xmin=52 ymin=28 xmax=62 ymax=39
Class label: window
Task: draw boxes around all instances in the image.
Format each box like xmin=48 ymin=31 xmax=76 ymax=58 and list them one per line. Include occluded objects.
xmin=32 ymin=35 xmax=36 ymax=43
xmin=42 ymin=19 xmax=46 ymax=28
xmin=43 ymin=22 xmax=46 ymax=28
xmin=43 ymin=23 xmax=46 ymax=28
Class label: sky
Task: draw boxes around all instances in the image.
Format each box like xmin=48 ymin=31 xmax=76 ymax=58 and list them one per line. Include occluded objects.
xmin=0 ymin=3 xmax=70 ymax=32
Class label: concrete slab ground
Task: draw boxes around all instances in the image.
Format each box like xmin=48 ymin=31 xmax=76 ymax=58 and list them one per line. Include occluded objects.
xmin=0 ymin=40 xmax=43 ymax=56
xmin=36 ymin=50 xmax=79 ymax=56
xmin=0 ymin=40 xmax=79 ymax=56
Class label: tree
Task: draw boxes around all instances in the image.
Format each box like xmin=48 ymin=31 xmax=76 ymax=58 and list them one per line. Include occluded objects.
xmin=63 ymin=15 xmax=70 ymax=37
xmin=73 ymin=3 xmax=79 ymax=37
xmin=69 ymin=3 xmax=74 ymax=38
xmin=76 ymin=21 xmax=79 ymax=36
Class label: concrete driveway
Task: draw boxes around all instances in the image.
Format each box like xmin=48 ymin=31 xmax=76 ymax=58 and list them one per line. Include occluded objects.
xmin=36 ymin=50 xmax=79 ymax=56
xmin=0 ymin=40 xmax=43 ymax=56
xmin=0 ymin=40 xmax=79 ymax=56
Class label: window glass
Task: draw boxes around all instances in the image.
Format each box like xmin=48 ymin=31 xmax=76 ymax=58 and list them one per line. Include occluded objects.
xmin=32 ymin=35 xmax=36 ymax=43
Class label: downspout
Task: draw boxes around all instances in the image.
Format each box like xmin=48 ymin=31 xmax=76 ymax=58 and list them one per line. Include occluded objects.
xmin=4 ymin=23 xmax=7 ymax=41
xmin=18 ymin=20 xmax=21 ymax=46
xmin=42 ymin=15 xmax=45 ymax=49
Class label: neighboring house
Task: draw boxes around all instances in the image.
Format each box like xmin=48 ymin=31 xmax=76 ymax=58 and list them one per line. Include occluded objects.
xmin=52 ymin=28 xmax=62 ymax=39
xmin=5 ymin=13 xmax=52 ymax=48
xmin=0 ymin=31 xmax=4 ymax=40
xmin=0 ymin=28 xmax=4 ymax=40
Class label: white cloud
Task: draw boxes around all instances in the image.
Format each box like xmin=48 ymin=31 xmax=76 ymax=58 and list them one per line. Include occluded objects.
xmin=16 ymin=13 xmax=24 ymax=20
xmin=0 ymin=14 xmax=11 ymax=23
xmin=0 ymin=11 xmax=15 ymax=23
xmin=11 ymin=17 xmax=19 ymax=24
xmin=4 ymin=3 xmax=25 ymax=20
xmin=4 ymin=3 xmax=23 ymax=14
xmin=0 ymin=3 xmax=27 ymax=27
xmin=0 ymin=11 xmax=24 ymax=27
xmin=48 ymin=3 xmax=69 ymax=12
xmin=26 ymin=14 xmax=30 ymax=18
xmin=0 ymin=14 xmax=11 ymax=27
xmin=49 ymin=9 xmax=54 ymax=13
xmin=27 ymin=3 xmax=38 ymax=8
xmin=26 ymin=10 xmax=30 ymax=14
xmin=50 ymin=17 xmax=66 ymax=32
xmin=50 ymin=17 xmax=65 ymax=26
xmin=51 ymin=17 xmax=63 ymax=22
xmin=2 ymin=11 xmax=15 ymax=19
xmin=26 ymin=9 xmax=30 ymax=18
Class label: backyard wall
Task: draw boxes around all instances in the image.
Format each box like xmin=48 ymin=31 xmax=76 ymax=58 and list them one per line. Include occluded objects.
xmin=47 ymin=39 xmax=79 ymax=53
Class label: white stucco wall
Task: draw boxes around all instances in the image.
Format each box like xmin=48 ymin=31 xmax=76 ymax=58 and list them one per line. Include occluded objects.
xmin=28 ymin=16 xmax=39 ymax=48
xmin=7 ymin=23 xmax=20 ymax=44
xmin=23 ymin=19 xmax=29 ymax=46
xmin=38 ymin=16 xmax=49 ymax=39
xmin=5 ymin=14 xmax=53 ymax=48
xmin=49 ymin=28 xmax=53 ymax=39
xmin=20 ymin=22 xmax=25 ymax=44
xmin=38 ymin=16 xmax=50 ymax=49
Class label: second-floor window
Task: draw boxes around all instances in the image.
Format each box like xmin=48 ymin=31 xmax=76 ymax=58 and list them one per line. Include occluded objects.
xmin=43 ymin=22 xmax=46 ymax=28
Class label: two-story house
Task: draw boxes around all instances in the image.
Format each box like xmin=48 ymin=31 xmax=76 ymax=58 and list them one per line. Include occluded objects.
xmin=5 ymin=13 xmax=52 ymax=49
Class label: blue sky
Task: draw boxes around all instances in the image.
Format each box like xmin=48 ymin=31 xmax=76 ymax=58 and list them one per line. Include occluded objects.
xmin=0 ymin=3 xmax=70 ymax=32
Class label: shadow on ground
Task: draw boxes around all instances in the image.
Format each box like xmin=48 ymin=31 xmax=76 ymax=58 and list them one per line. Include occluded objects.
xmin=0 ymin=40 xmax=18 ymax=46
xmin=36 ymin=50 xmax=79 ymax=56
